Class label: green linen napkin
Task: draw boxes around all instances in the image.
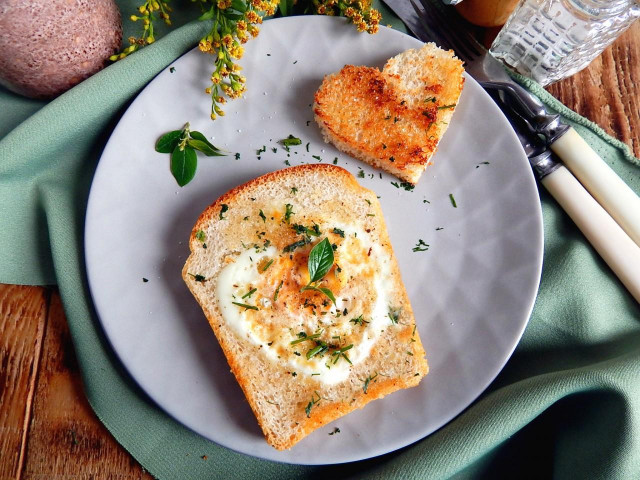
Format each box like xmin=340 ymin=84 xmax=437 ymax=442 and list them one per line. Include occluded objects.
xmin=1 ymin=1 xmax=639 ymax=478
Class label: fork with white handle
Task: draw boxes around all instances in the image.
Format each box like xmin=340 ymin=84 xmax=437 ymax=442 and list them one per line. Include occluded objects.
xmin=384 ymin=0 xmax=640 ymax=302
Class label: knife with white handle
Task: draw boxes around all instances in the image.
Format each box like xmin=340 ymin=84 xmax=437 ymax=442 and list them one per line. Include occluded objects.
xmin=482 ymin=81 xmax=640 ymax=249
xmin=540 ymin=163 xmax=640 ymax=303
xmin=484 ymin=84 xmax=640 ymax=303
xmin=551 ymin=128 xmax=640 ymax=247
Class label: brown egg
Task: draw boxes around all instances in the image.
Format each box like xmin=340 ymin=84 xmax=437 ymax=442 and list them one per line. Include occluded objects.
xmin=0 ymin=0 xmax=122 ymax=99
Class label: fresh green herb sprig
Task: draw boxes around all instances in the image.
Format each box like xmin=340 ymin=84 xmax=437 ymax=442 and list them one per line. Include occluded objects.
xmin=155 ymin=122 xmax=225 ymax=186
xmin=300 ymin=238 xmax=336 ymax=305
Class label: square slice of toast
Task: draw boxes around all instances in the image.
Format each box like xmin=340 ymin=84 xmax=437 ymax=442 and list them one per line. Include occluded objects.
xmin=183 ymin=164 xmax=428 ymax=450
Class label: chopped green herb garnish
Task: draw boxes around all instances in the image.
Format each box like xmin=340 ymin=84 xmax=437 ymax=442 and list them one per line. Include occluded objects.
xmin=142 ymin=277 xmax=149 ymax=283
xmin=476 ymin=161 xmax=490 ymax=168
xmin=291 ymin=187 xmax=298 ymax=194
xmin=438 ymin=104 xmax=457 ymax=110
xmin=274 ymin=280 xmax=283 ymax=302
xmin=283 ymin=237 xmax=311 ymax=253
xmin=188 ymin=273 xmax=206 ymax=283
xmin=305 ymin=391 xmax=321 ymax=418
xmin=259 ymin=209 xmax=266 ymax=222
xmin=400 ymin=182 xmax=414 ymax=191
xmin=312 ymin=155 xmax=322 ymax=161
xmin=292 ymin=223 xmax=320 ymax=237
xmin=242 ymin=288 xmax=257 ymax=299
xmin=219 ymin=204 xmax=229 ymax=220
xmin=331 ymin=344 xmax=353 ymax=365
xmin=424 ymin=96 xmax=436 ymax=103
xmin=284 ymin=160 xmax=291 ymax=166
xmin=391 ymin=182 xmax=399 ymax=188
xmin=393 ymin=117 xmax=400 ymax=123
xmin=307 ymin=343 xmax=329 ymax=360
xmin=388 ymin=306 xmax=401 ymax=324
xmin=357 ymin=169 xmax=365 ymax=178
xmin=332 ymin=228 xmax=345 ymax=238
xmin=329 ymin=427 xmax=341 ymax=435
xmin=333 ymin=158 xmax=338 ymax=165
xmin=412 ymin=240 xmax=430 ymax=252
xmin=389 ymin=156 xmax=395 ymax=163
xmin=305 ymin=142 xmax=310 ymax=152
xmin=449 ymin=193 xmax=458 ymax=208
xmin=271 ymin=147 xmax=278 ymax=153
xmin=262 ymin=259 xmax=274 ymax=272
xmin=234 ymin=152 xmax=240 ymax=160
xmin=232 ymin=301 xmax=258 ymax=311
xmin=350 ymin=314 xmax=369 ymax=326
xmin=281 ymin=135 xmax=302 ymax=147
xmin=284 ymin=203 xmax=294 ymax=223
xmin=290 ymin=331 xmax=322 ymax=345
xmin=363 ymin=373 xmax=378 ymax=393
xmin=195 ymin=230 xmax=206 ymax=242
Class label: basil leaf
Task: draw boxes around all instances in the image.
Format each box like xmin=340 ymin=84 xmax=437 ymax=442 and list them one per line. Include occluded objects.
xmin=155 ymin=130 xmax=182 ymax=153
xmin=307 ymin=237 xmax=333 ymax=283
xmin=190 ymin=132 xmax=225 ymax=156
xmin=171 ymin=147 xmax=197 ymax=187
xmin=187 ymin=139 xmax=224 ymax=157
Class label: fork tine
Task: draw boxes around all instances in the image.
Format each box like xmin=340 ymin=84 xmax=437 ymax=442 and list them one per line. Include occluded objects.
xmin=412 ymin=0 xmax=483 ymax=61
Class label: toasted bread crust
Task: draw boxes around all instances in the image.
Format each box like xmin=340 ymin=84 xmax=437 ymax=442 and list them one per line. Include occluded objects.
xmin=183 ymin=164 xmax=428 ymax=450
xmin=314 ymin=43 xmax=464 ymax=184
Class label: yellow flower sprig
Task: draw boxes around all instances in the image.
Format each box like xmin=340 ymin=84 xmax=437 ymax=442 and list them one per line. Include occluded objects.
xmin=111 ymin=1 xmax=173 ymax=60
xmin=198 ymin=0 xmax=279 ymax=119
xmin=312 ymin=0 xmax=381 ymax=33
xmin=114 ymin=0 xmax=380 ymax=119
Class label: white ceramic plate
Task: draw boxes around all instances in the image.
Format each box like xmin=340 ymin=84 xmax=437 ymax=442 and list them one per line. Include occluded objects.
xmin=85 ymin=16 xmax=542 ymax=465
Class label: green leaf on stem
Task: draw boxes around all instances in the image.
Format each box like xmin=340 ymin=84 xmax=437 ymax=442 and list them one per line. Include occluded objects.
xmin=307 ymin=237 xmax=334 ymax=283
xmin=155 ymin=130 xmax=182 ymax=153
xmin=231 ymin=0 xmax=247 ymax=12
xmin=198 ymin=8 xmax=215 ymax=21
xmin=171 ymin=146 xmax=197 ymax=187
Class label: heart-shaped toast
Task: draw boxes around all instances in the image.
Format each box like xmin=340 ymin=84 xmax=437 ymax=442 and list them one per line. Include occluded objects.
xmin=314 ymin=43 xmax=464 ymax=184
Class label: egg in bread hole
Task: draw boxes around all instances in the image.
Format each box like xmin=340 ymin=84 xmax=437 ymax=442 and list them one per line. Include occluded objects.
xmin=216 ymin=222 xmax=396 ymax=385
xmin=183 ymin=164 xmax=428 ymax=450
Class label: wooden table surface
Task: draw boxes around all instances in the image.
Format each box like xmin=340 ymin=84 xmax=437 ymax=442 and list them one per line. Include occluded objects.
xmin=1 ymin=21 xmax=639 ymax=480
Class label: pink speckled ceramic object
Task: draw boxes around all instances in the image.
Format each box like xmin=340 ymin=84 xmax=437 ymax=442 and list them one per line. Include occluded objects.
xmin=0 ymin=0 xmax=122 ymax=99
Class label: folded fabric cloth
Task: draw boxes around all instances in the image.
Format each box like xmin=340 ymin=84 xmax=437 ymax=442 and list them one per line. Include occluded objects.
xmin=1 ymin=1 xmax=639 ymax=478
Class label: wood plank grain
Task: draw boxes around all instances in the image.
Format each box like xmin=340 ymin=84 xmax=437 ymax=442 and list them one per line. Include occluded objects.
xmin=546 ymin=22 xmax=640 ymax=158
xmin=20 ymin=291 xmax=153 ymax=480
xmin=0 ymin=285 xmax=49 ymax=480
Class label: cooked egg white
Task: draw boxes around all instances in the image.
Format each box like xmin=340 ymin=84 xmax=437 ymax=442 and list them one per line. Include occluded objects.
xmin=216 ymin=225 xmax=394 ymax=385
